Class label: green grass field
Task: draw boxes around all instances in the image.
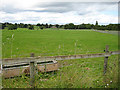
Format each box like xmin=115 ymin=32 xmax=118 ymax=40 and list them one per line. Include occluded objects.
xmin=2 ymin=28 xmax=118 ymax=88
xmin=2 ymin=28 xmax=118 ymax=58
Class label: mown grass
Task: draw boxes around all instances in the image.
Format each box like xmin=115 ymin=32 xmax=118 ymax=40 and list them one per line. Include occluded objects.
xmin=2 ymin=28 xmax=118 ymax=58
xmin=2 ymin=28 xmax=118 ymax=88
xmin=2 ymin=55 xmax=118 ymax=88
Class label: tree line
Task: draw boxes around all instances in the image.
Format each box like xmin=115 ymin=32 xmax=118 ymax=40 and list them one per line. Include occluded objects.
xmin=1 ymin=22 xmax=34 ymax=30
xmin=0 ymin=21 xmax=119 ymax=31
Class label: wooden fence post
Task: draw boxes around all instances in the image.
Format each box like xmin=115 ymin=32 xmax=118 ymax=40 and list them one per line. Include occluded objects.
xmin=30 ymin=53 xmax=35 ymax=88
xmin=103 ymin=45 xmax=109 ymax=75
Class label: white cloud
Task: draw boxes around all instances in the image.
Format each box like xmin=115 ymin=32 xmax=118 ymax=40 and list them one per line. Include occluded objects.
xmin=0 ymin=1 xmax=118 ymax=25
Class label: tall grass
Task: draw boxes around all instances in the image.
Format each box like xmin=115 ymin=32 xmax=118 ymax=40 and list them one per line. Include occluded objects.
xmin=2 ymin=55 xmax=118 ymax=88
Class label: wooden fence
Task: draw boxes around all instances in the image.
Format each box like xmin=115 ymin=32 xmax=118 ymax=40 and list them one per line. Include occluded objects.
xmin=1 ymin=45 xmax=120 ymax=88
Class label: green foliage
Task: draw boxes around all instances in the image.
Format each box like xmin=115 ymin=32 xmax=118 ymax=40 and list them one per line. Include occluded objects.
xmin=95 ymin=21 xmax=98 ymax=26
xmin=49 ymin=24 xmax=53 ymax=28
xmin=18 ymin=23 xmax=24 ymax=28
xmin=0 ymin=22 xmax=119 ymax=31
xmin=24 ymin=24 xmax=28 ymax=28
xmin=45 ymin=23 xmax=49 ymax=28
xmin=8 ymin=24 xmax=17 ymax=30
xmin=40 ymin=26 xmax=44 ymax=29
xmin=55 ymin=24 xmax=59 ymax=28
xmin=28 ymin=25 xmax=34 ymax=30
xmin=36 ymin=23 xmax=41 ymax=26
xmin=64 ymin=23 xmax=75 ymax=29
xmin=95 ymin=24 xmax=118 ymax=31
xmin=1 ymin=23 xmax=6 ymax=29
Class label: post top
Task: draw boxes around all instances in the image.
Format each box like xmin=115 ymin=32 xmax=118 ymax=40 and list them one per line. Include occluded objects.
xmin=30 ymin=53 xmax=34 ymax=57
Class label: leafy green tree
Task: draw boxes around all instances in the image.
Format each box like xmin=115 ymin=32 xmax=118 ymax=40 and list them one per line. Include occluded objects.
xmin=49 ymin=24 xmax=53 ymax=28
xmin=1 ymin=23 xmax=6 ymax=29
xmin=55 ymin=24 xmax=59 ymax=28
xmin=28 ymin=25 xmax=34 ymax=30
xmin=85 ymin=24 xmax=92 ymax=29
xmin=45 ymin=23 xmax=48 ymax=28
xmin=37 ymin=23 xmax=41 ymax=26
xmin=8 ymin=24 xmax=17 ymax=30
xmin=95 ymin=21 xmax=98 ymax=26
xmin=40 ymin=26 xmax=44 ymax=30
xmin=19 ymin=23 xmax=24 ymax=28
xmin=79 ymin=23 xmax=86 ymax=29
xmin=24 ymin=24 xmax=28 ymax=28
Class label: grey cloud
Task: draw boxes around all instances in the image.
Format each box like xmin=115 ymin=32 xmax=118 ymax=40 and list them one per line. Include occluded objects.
xmin=37 ymin=2 xmax=71 ymax=8
xmin=1 ymin=2 xmax=117 ymax=15
xmin=1 ymin=4 xmax=23 ymax=13
xmin=34 ymin=2 xmax=73 ymax=13
xmin=34 ymin=2 xmax=117 ymax=14
xmin=24 ymin=7 xmax=72 ymax=13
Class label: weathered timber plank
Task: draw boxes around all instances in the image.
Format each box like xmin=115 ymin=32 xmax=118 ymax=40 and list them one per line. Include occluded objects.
xmin=2 ymin=60 xmax=58 ymax=78
xmin=1 ymin=51 xmax=120 ymax=66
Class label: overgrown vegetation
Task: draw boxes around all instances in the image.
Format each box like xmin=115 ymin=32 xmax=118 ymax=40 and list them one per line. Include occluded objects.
xmin=2 ymin=55 xmax=118 ymax=88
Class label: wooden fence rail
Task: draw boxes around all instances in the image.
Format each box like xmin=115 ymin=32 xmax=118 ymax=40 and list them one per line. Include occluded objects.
xmin=1 ymin=50 xmax=120 ymax=66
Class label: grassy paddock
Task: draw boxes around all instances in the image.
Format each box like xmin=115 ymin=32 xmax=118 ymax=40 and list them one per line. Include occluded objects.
xmin=2 ymin=28 xmax=118 ymax=58
xmin=2 ymin=28 xmax=118 ymax=88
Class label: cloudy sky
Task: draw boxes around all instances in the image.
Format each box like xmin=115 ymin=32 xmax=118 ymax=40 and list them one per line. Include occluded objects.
xmin=0 ymin=0 xmax=119 ymax=25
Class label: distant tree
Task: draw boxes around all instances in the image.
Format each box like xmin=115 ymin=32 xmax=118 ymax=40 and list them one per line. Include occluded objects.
xmin=14 ymin=23 xmax=17 ymax=29
xmin=41 ymin=24 xmax=44 ymax=27
xmin=95 ymin=21 xmax=98 ymax=26
xmin=28 ymin=25 xmax=34 ymax=30
xmin=19 ymin=23 xmax=24 ymax=28
xmin=45 ymin=23 xmax=48 ymax=28
xmin=91 ymin=24 xmax=94 ymax=29
xmin=49 ymin=24 xmax=53 ymax=28
xmin=59 ymin=25 xmax=64 ymax=28
xmin=24 ymin=24 xmax=28 ymax=28
xmin=5 ymin=22 xmax=10 ymax=26
xmin=64 ymin=24 xmax=69 ymax=29
xmin=1 ymin=23 xmax=6 ymax=29
xmin=15 ymin=23 xmax=17 ymax=26
xmin=8 ymin=24 xmax=17 ymax=30
xmin=85 ymin=24 xmax=92 ymax=29
xmin=55 ymin=24 xmax=59 ymax=28
xmin=69 ymin=23 xmax=75 ymax=29
xmin=64 ymin=23 xmax=75 ymax=29
xmin=106 ymin=24 xmax=118 ymax=31
xmin=40 ymin=26 xmax=44 ymax=30
xmin=93 ymin=21 xmax=99 ymax=29
xmin=79 ymin=23 xmax=86 ymax=29
xmin=37 ymin=23 xmax=41 ymax=26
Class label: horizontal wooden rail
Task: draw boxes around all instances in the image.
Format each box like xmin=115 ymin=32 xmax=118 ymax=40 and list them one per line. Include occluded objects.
xmin=1 ymin=51 xmax=120 ymax=66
